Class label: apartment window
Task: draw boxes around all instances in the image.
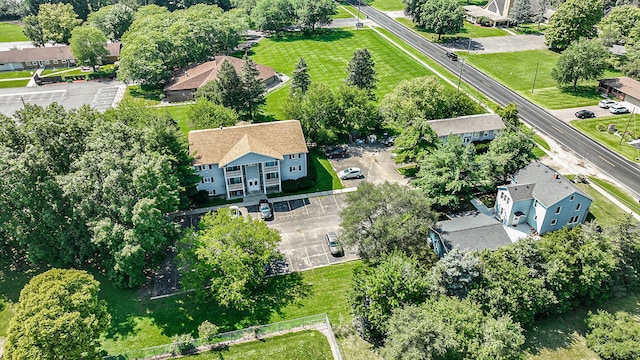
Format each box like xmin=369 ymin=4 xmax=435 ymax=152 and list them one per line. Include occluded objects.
xmin=289 ymin=154 xmax=300 ymax=159
xmin=555 ymin=206 xmax=562 ymax=214
xmin=207 ymin=189 xmax=216 ymax=196
xmin=534 ymin=215 xmax=537 ymax=220
xmin=569 ymin=215 xmax=579 ymax=224
xmin=575 ymin=203 xmax=581 ymax=211
xmin=25 ymin=61 xmax=31 ymax=65
xmin=551 ymin=219 xmax=557 ymax=226
xmin=45 ymin=60 xmax=50 ymax=65
xmin=208 ymin=164 xmax=213 ymax=170
xmin=53 ymin=59 xmax=58 ymax=64
xmin=62 ymin=59 xmax=67 ymax=63
xmin=227 ymin=165 xmax=240 ymax=172
xmin=569 ymin=195 xmax=575 ymax=201
xmin=266 ymin=173 xmax=279 ymax=179
xmin=265 ymin=161 xmax=277 ymax=167
xmin=228 ymin=177 xmax=242 ymax=185
xmin=483 ymin=131 xmax=490 ymax=137
xmin=202 ymin=177 xmax=213 ymax=183
xmin=473 ymin=132 xmax=481 ymax=138
xmin=534 ymin=200 xmax=538 ymax=207
xmin=290 ymin=166 xmax=302 ymax=172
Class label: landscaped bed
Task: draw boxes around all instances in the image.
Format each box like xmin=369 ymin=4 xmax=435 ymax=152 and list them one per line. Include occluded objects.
xmin=571 ymin=115 xmax=640 ymax=163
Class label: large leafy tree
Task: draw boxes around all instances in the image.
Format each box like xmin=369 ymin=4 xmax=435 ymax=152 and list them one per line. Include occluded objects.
xmin=414 ymin=136 xmax=478 ymax=210
xmin=22 ymin=3 xmax=82 ymax=45
xmin=476 ymin=129 xmax=535 ymax=186
xmin=346 ymin=48 xmax=377 ymax=93
xmin=416 ymin=0 xmax=464 ymax=41
xmin=509 ymin=0 xmax=533 ymax=28
xmin=22 ymin=0 xmax=92 ymax=20
xmin=240 ymin=55 xmax=266 ymax=120
xmin=178 ymin=208 xmax=281 ymax=309
xmin=339 ymin=181 xmax=438 ymax=263
xmin=21 ymin=15 xmax=44 ymax=46
xmin=187 ymin=98 xmax=239 ymax=130
xmin=4 ymin=269 xmax=110 ymax=360
xmin=551 ymin=37 xmax=608 ymax=89
xmin=251 ymin=0 xmax=296 ymax=32
xmin=290 ymin=57 xmax=311 ymax=96
xmin=296 ymin=0 xmax=337 ymax=31
xmin=598 ymin=5 xmax=640 ymax=46
xmin=69 ymin=26 xmax=109 ymax=69
xmin=544 ymin=0 xmax=603 ymax=50
xmin=586 ymin=310 xmax=640 ymax=360
xmin=87 ymin=3 xmax=135 ymax=41
xmin=428 ymin=248 xmax=481 ymax=299
xmin=350 ymin=251 xmax=430 ymax=342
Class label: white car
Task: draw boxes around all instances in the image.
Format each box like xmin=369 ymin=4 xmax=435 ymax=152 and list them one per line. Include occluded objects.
xmin=598 ymin=99 xmax=617 ymax=108
xmin=339 ymin=167 xmax=363 ymax=180
xmin=609 ymin=104 xmax=629 ymax=114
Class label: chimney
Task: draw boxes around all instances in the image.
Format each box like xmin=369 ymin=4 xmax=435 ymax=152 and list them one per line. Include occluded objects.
xmin=553 ymin=172 xmax=559 ymax=180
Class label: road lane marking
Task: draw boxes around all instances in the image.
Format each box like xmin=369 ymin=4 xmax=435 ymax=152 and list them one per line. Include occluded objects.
xmin=550 ymin=125 xmax=565 ymax=134
xmin=598 ymin=155 xmax=616 ymax=167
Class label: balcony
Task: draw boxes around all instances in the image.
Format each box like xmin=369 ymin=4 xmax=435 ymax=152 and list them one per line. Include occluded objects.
xmin=225 ymin=170 xmax=242 ymax=178
xmin=265 ymin=178 xmax=280 ymax=186
xmin=264 ymin=165 xmax=278 ymax=173
xmin=227 ymin=183 xmax=243 ymax=191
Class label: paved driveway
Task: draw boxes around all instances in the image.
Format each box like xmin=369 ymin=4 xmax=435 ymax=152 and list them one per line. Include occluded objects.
xmin=443 ymin=34 xmax=547 ymax=54
xmin=548 ymin=102 xmax=639 ymax=124
xmin=329 ymin=143 xmax=409 ymax=187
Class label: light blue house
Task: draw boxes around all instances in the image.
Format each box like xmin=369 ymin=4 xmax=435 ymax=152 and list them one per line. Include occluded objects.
xmin=494 ymin=162 xmax=592 ymax=235
xmin=188 ymin=120 xmax=308 ymax=199
xmin=427 ymin=114 xmax=506 ymax=145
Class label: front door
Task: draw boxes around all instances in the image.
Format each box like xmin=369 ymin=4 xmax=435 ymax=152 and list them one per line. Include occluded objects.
xmin=244 ymin=164 xmax=261 ymax=193
xmin=512 ymin=215 xmax=520 ymax=226
xmin=247 ymin=178 xmax=260 ymax=192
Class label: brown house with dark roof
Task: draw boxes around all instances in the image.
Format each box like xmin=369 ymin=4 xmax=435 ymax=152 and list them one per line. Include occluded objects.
xmin=188 ymin=120 xmax=308 ymax=199
xmin=163 ymin=56 xmax=278 ymax=103
xmin=0 ymin=43 xmax=121 ymax=72
xmin=598 ymin=77 xmax=640 ymax=108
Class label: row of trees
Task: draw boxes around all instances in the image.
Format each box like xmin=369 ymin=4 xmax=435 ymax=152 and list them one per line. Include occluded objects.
xmin=250 ymin=0 xmax=337 ymax=32
xmin=403 ymin=0 xmax=465 ymax=40
xmin=0 ymin=101 xmax=199 ymax=288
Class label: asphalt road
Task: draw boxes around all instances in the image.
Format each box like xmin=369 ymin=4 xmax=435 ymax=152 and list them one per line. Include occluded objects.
xmin=353 ymin=2 xmax=640 ymax=199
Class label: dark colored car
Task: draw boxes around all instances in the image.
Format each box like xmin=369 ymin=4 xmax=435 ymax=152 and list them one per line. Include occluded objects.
xmin=325 ymin=232 xmax=344 ymax=257
xmin=324 ymin=145 xmax=348 ymax=158
xmin=382 ymin=135 xmax=398 ymax=147
xmin=575 ymin=110 xmax=595 ymax=119
xmin=446 ymin=52 xmax=458 ymax=61
xmin=259 ymin=199 xmax=272 ymax=220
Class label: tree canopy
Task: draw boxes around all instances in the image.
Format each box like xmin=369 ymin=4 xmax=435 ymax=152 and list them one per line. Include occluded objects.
xmin=416 ymin=0 xmax=464 ymax=41
xmin=290 ymin=57 xmax=311 ymax=96
xmin=551 ymin=37 xmax=608 ymax=89
xmin=251 ymin=0 xmax=296 ymax=32
xmin=296 ymin=0 xmax=337 ymax=31
xmin=4 ymin=269 xmax=110 ymax=360
xmin=346 ymin=48 xmax=377 ymax=93
xmin=69 ymin=25 xmax=109 ymax=69
xmin=187 ymin=98 xmax=239 ymax=130
xmin=87 ymin=3 xmax=135 ymax=41
xmin=597 ymin=5 xmax=640 ymax=46
xmin=22 ymin=3 xmax=81 ymax=45
xmin=544 ymin=0 xmax=603 ymax=50
xmin=586 ymin=310 xmax=640 ymax=360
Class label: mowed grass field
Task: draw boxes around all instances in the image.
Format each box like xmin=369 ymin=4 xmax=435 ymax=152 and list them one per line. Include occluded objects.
xmin=250 ymin=29 xmax=435 ymax=118
xmin=366 ymin=0 xmax=404 ymax=11
xmin=0 ymin=22 xmax=29 ymax=42
xmin=464 ymin=50 xmax=622 ymax=109
xmin=571 ymin=115 xmax=640 ymax=163
xmin=396 ymin=18 xmax=508 ymax=40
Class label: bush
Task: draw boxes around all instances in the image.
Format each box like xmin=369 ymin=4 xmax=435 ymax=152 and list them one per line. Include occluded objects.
xmin=596 ymin=124 xmax=606 ymax=131
xmin=282 ymin=180 xmax=298 ymax=193
xmin=586 ymin=310 xmax=640 ymax=360
xmin=477 ymin=16 xmax=491 ymax=26
xmin=170 ymin=334 xmax=195 ymax=355
xmin=307 ymin=153 xmax=317 ymax=181
xmin=191 ymin=190 xmax=209 ymax=205
xmin=297 ymin=177 xmax=314 ymax=190
xmin=198 ymin=320 xmax=219 ymax=341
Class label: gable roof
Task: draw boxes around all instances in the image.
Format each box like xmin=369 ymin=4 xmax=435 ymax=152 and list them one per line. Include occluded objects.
xmin=599 ymin=77 xmax=640 ymax=100
xmin=504 ymin=183 xmax=536 ymax=201
xmin=427 ymin=113 xmax=505 ymax=137
xmin=188 ymin=120 xmax=308 ymax=166
xmin=511 ymin=161 xmax=591 ymax=207
xmin=164 ymin=56 xmax=276 ymax=92
xmin=0 ymin=42 xmax=121 ymax=63
xmin=434 ymin=212 xmax=512 ymax=252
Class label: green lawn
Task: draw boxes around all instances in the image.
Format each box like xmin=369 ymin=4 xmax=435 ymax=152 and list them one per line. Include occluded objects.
xmin=567 ymin=179 xmax=637 ymax=227
xmin=186 ymin=331 xmax=333 ymax=359
xmin=251 ymin=29 xmax=435 ymax=119
xmin=525 ymin=293 xmax=640 ymax=360
xmin=40 ymin=67 xmax=84 ymax=77
xmin=0 ymin=22 xmax=29 ymax=42
xmin=162 ymin=104 xmax=192 ymax=136
xmin=334 ymin=4 xmax=356 ymax=19
xmin=0 ymin=299 xmax=13 ymax=337
xmin=0 ymin=70 xmax=34 ymax=80
xmin=571 ymin=116 xmax=640 ymax=163
xmin=0 ymin=79 xmax=29 ymax=88
xmin=366 ymin=0 xmax=404 ymax=11
xmin=589 ymin=176 xmax=640 ymax=216
xmin=124 ymin=85 xmax=162 ymax=105
xmin=396 ymin=18 xmax=508 ymax=41
xmin=464 ymin=50 xmax=623 ymax=109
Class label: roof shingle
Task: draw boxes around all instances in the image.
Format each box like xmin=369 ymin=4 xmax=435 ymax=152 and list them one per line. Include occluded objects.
xmin=0 ymin=42 xmax=120 ymax=63
xmin=511 ymin=161 xmax=591 ymax=207
xmin=427 ymin=113 xmax=505 ymax=137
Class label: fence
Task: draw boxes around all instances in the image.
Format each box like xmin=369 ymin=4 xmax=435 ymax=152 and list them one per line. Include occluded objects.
xmin=104 ymin=313 xmax=341 ymax=360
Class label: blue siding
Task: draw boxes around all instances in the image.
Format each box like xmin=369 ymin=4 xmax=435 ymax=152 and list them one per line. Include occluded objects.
xmin=281 ymin=153 xmax=307 ymax=180
xmin=195 ymin=164 xmax=225 ymax=196
xmin=537 ymin=192 xmax=592 ymax=234
xmin=226 ymin=153 xmax=279 ymax=167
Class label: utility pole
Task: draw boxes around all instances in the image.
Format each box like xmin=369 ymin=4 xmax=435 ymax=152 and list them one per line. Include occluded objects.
xmin=531 ymin=62 xmax=539 ymax=94
xmin=457 ymin=58 xmax=465 ymax=92
xmin=20 ymin=96 xmax=25 ymax=107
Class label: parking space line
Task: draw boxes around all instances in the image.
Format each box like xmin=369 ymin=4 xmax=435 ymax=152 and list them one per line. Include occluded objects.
xmin=303 ymin=199 xmax=309 ymax=216
xmin=286 ymin=201 xmax=293 ymax=217
xmin=304 ymin=246 xmax=311 ymax=268
xmin=318 ymin=197 xmax=325 ymax=213
xmin=332 ymin=194 xmax=341 ymax=210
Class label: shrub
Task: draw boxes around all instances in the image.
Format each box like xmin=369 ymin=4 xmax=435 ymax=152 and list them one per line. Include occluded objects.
xmin=198 ymin=320 xmax=219 ymax=341
xmin=282 ymin=180 xmax=298 ymax=193
xmin=477 ymin=17 xmax=490 ymax=26
xmin=192 ymin=190 xmax=209 ymax=205
xmin=170 ymin=333 xmax=195 ymax=355
xmin=596 ymin=124 xmax=606 ymax=132
xmin=297 ymin=177 xmax=314 ymax=190
xmin=586 ymin=310 xmax=640 ymax=360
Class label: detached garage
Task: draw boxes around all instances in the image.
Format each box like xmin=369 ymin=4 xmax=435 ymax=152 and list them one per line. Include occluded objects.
xmin=598 ymin=77 xmax=640 ymax=108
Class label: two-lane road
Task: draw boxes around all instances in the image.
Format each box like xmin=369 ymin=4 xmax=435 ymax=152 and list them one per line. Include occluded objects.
xmin=352 ymin=2 xmax=640 ymax=199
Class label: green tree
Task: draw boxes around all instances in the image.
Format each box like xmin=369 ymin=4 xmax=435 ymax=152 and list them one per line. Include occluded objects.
xmin=428 ymin=248 xmax=481 ymax=299
xmin=350 ymin=251 xmax=430 ymax=342
xmin=4 ymin=269 xmax=110 ymax=360
xmin=296 ymin=0 xmax=337 ymax=31
xmin=586 ymin=310 xmax=640 ymax=360
xmin=509 ymin=0 xmax=533 ymax=28
xmin=551 ymin=37 xmax=608 ymax=89
xmin=251 ymin=0 xmax=296 ymax=32
xmin=339 ymin=181 xmax=438 ymax=262
xmin=402 ymin=0 xmax=424 ymax=18
xmin=69 ymin=26 xmax=109 ymax=69
xmin=597 ymin=5 xmax=640 ymax=46
xmin=196 ymin=59 xmax=244 ymax=111
xmin=188 ymin=98 xmax=239 ymax=130
xmin=21 ymin=15 xmax=44 ymax=46
xmin=334 ymin=85 xmax=380 ymax=134
xmin=87 ymin=3 xmax=136 ymax=41
xmin=290 ymin=57 xmax=311 ymax=96
xmin=36 ymin=3 xmax=82 ymax=44
xmin=346 ymin=48 xmax=377 ymax=93
xmin=606 ymin=216 xmax=640 ymax=294
xmin=476 ymin=129 xmax=535 ymax=186
xmin=414 ymin=136 xmax=478 ymax=210
xmin=416 ymin=0 xmax=464 ymax=41
xmin=288 ymin=83 xmax=339 ymax=144
xmin=497 ymin=102 xmax=520 ymax=129
xmin=179 ymin=208 xmax=281 ymax=309
xmin=544 ymin=0 xmax=603 ymax=50
xmin=240 ymin=55 xmax=266 ymax=120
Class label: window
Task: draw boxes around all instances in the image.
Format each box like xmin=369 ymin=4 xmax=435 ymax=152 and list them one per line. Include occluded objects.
xmin=266 ymin=173 xmax=279 ymax=179
xmin=62 ymin=59 xmax=67 ymax=63
xmin=208 ymin=164 xmax=213 ymax=170
xmin=575 ymin=203 xmax=581 ymax=211
xmin=290 ymin=166 xmax=302 ymax=172
xmin=25 ymin=61 xmax=31 ymax=66
xmin=53 ymin=59 xmax=58 ymax=64
xmin=288 ymin=154 xmax=300 ymax=159
xmin=569 ymin=215 xmax=579 ymax=224
xmin=569 ymin=195 xmax=575 ymax=201
xmin=483 ymin=131 xmax=490 ymax=137
xmin=227 ymin=165 xmax=240 ymax=172
xmin=534 ymin=215 xmax=537 ymax=220
xmin=44 ymin=60 xmax=50 ymax=65
xmin=473 ymin=132 xmax=481 ymax=138
xmin=534 ymin=200 xmax=538 ymax=207
xmin=202 ymin=177 xmax=213 ymax=183
xmin=551 ymin=219 xmax=557 ymax=226
xmin=265 ymin=161 xmax=277 ymax=167
xmin=207 ymin=189 xmax=216 ymax=196
xmin=555 ymin=206 xmax=562 ymax=214
xmin=228 ymin=177 xmax=242 ymax=185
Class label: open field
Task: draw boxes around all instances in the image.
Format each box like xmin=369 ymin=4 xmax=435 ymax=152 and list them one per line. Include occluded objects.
xmin=185 ymin=331 xmax=333 ymax=360
xmin=162 ymin=105 xmax=191 ymax=136
xmin=0 ymin=22 xmax=29 ymax=42
xmin=571 ymin=115 xmax=640 ymax=163
xmin=464 ymin=50 xmax=623 ymax=109
xmin=396 ymin=18 xmax=508 ymax=41
xmin=334 ymin=4 xmax=356 ymax=19
xmin=366 ymin=0 xmax=404 ymax=11
xmin=567 ymin=178 xmax=637 ymax=227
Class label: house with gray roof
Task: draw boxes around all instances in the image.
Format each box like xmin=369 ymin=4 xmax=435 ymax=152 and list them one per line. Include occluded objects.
xmin=0 ymin=43 xmax=121 ymax=72
xmin=494 ymin=162 xmax=592 ymax=235
xmin=188 ymin=120 xmax=308 ymax=199
xmin=428 ymin=113 xmax=505 ymax=145
xmin=429 ymin=212 xmax=512 ymax=257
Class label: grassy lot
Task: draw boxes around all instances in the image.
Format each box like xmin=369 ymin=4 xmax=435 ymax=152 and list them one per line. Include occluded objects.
xmin=589 ymin=176 xmax=640 ymax=216
xmin=0 ymin=79 xmax=29 ymax=88
xmin=525 ymin=293 xmax=640 ymax=360
xmin=124 ymin=85 xmax=162 ymax=105
xmin=162 ymin=104 xmax=192 ymax=136
xmin=396 ymin=18 xmax=508 ymax=41
xmin=0 ymin=70 xmax=34 ymax=79
xmin=513 ymin=23 xmax=547 ymax=35
xmin=464 ymin=50 xmax=623 ymax=109
xmin=366 ymin=0 xmax=404 ymax=11
xmin=0 ymin=22 xmax=29 ymax=42
xmin=267 ymin=148 xmax=344 ymax=197
xmin=186 ymin=331 xmax=333 ymax=359
xmin=334 ymin=4 xmax=356 ymax=18
xmin=571 ymin=115 xmax=640 ymax=163
xmin=567 ymin=179 xmax=636 ymax=227
xmin=251 ymin=29 xmax=436 ymax=118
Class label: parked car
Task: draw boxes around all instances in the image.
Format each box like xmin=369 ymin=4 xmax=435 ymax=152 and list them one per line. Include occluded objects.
xmin=575 ymin=109 xmax=595 ymax=119
xmin=338 ymin=167 xmax=364 ymax=180
xmin=325 ymin=232 xmax=344 ymax=257
xmin=598 ymin=99 xmax=617 ymax=108
xmin=259 ymin=199 xmax=272 ymax=220
xmin=609 ymin=104 xmax=629 ymax=114
xmin=382 ymin=135 xmax=398 ymax=147
xmin=446 ymin=52 xmax=458 ymax=61
xmin=324 ymin=145 xmax=348 ymax=158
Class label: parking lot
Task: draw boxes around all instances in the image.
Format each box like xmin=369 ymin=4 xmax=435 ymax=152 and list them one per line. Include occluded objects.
xmin=328 ymin=143 xmax=409 ymax=187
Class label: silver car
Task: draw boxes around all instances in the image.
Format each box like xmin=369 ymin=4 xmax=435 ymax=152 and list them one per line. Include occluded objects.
xmin=338 ymin=167 xmax=363 ymax=180
xmin=325 ymin=232 xmax=344 ymax=257
xmin=609 ymin=104 xmax=629 ymax=114
xmin=259 ymin=199 xmax=272 ymax=220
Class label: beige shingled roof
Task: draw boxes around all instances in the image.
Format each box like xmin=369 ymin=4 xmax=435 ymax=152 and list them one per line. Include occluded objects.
xmin=600 ymin=77 xmax=640 ymax=100
xmin=164 ymin=56 xmax=276 ymax=91
xmin=0 ymin=42 xmax=120 ymax=63
xmin=189 ymin=120 xmax=308 ymax=166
